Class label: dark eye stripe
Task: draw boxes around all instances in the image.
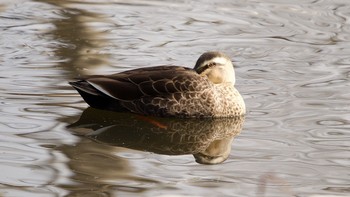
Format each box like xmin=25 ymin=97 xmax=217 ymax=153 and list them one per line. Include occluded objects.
xmin=196 ymin=64 xmax=210 ymax=74
xmin=196 ymin=62 xmax=222 ymax=74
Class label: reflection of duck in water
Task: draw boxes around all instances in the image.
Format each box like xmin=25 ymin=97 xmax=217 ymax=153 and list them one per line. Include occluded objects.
xmin=69 ymin=51 xmax=245 ymax=118
xmin=69 ymin=108 xmax=245 ymax=164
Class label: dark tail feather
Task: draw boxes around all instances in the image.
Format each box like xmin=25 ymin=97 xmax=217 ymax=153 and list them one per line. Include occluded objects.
xmin=69 ymin=80 xmax=127 ymax=112
xmin=69 ymin=81 xmax=100 ymax=96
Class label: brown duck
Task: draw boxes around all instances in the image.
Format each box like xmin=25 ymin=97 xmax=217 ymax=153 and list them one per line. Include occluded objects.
xmin=69 ymin=51 xmax=245 ymax=118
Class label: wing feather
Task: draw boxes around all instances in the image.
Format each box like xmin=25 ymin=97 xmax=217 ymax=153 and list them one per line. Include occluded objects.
xmin=71 ymin=65 xmax=213 ymax=117
xmin=85 ymin=66 xmax=209 ymax=99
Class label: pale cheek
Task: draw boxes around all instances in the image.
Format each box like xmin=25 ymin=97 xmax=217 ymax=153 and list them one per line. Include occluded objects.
xmin=207 ymin=69 xmax=224 ymax=84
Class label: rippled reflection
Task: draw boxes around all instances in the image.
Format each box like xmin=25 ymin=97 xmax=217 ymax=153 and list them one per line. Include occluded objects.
xmin=34 ymin=0 xmax=112 ymax=77
xmin=68 ymin=108 xmax=245 ymax=165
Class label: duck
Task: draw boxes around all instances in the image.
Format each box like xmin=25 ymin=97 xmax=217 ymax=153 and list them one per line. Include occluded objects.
xmin=69 ymin=51 xmax=245 ymax=118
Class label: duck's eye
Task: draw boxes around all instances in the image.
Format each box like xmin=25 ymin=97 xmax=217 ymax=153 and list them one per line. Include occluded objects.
xmin=197 ymin=63 xmax=213 ymax=74
xmin=208 ymin=62 xmax=216 ymax=67
xmin=197 ymin=62 xmax=219 ymax=74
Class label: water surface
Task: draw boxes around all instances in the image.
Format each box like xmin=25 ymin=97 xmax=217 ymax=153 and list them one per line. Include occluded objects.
xmin=0 ymin=0 xmax=349 ymax=196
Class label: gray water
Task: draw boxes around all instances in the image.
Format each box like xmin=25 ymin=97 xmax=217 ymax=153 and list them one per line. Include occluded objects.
xmin=0 ymin=0 xmax=350 ymax=196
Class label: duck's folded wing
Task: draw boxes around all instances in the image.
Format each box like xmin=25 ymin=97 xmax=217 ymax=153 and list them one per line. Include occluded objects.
xmin=71 ymin=66 xmax=213 ymax=116
xmin=85 ymin=66 xmax=211 ymax=101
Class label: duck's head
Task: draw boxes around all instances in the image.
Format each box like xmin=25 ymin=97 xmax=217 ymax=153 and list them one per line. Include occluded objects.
xmin=194 ymin=51 xmax=236 ymax=84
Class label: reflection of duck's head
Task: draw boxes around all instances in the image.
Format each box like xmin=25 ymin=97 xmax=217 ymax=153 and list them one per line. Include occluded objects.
xmin=193 ymin=137 xmax=234 ymax=165
xmin=194 ymin=51 xmax=236 ymax=84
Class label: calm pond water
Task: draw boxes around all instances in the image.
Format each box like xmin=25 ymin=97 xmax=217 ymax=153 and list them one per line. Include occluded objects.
xmin=0 ymin=0 xmax=350 ymax=196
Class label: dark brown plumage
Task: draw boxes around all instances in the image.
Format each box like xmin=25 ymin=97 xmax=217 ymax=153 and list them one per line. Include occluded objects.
xmin=69 ymin=52 xmax=246 ymax=118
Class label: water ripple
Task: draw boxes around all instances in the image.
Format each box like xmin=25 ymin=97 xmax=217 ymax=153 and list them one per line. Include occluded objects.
xmin=1 ymin=0 xmax=350 ymax=196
